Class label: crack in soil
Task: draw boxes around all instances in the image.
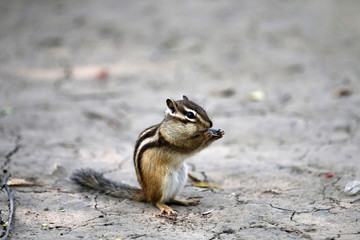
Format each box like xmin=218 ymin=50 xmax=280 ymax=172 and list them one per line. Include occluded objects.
xmin=237 ymin=223 xmax=312 ymax=239
xmin=297 ymin=149 xmax=309 ymax=161
xmin=102 ymin=158 xmax=129 ymax=175
xmin=2 ymin=135 xmax=22 ymax=170
xmin=350 ymin=198 xmax=360 ymax=204
xmin=14 ymin=188 xmax=77 ymax=194
xmin=322 ymin=177 xmax=341 ymax=201
xmin=269 ymin=203 xmax=311 ymax=223
xmin=270 ymin=203 xmax=337 ymax=227
xmin=340 ymin=231 xmax=360 ymax=236
xmin=94 ymin=194 xmax=108 ymax=217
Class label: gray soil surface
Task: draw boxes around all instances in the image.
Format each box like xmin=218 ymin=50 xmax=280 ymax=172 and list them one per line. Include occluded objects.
xmin=1 ymin=1 xmax=360 ymax=239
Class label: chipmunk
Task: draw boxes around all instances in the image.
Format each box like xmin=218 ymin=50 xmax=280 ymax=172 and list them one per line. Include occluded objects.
xmin=71 ymin=95 xmax=224 ymax=218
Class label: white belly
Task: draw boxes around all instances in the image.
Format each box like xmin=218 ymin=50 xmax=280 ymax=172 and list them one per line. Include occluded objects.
xmin=161 ymin=163 xmax=188 ymax=202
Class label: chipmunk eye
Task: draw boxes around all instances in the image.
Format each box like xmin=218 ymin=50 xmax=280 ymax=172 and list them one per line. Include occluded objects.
xmin=186 ymin=112 xmax=195 ymax=119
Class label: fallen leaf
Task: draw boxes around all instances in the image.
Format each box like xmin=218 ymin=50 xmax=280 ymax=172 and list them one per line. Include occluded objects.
xmin=334 ymin=88 xmax=352 ymax=98
xmin=188 ymin=173 xmax=201 ymax=182
xmin=7 ymin=178 xmax=39 ymax=187
xmin=191 ymin=181 xmax=223 ymax=190
xmin=2 ymin=222 xmax=8 ymax=227
xmin=188 ymin=173 xmax=222 ymax=189
xmin=248 ymin=90 xmax=265 ymax=101
xmin=262 ymin=189 xmax=280 ymax=195
xmin=213 ymin=88 xmax=236 ymax=97
xmin=41 ymin=223 xmax=48 ymax=227
xmin=325 ymin=173 xmax=334 ymax=178
xmin=95 ymin=69 xmax=109 ymax=81
xmin=2 ymin=106 xmax=13 ymax=115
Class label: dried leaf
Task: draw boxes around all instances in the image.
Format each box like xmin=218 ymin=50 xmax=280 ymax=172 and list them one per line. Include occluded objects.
xmin=2 ymin=222 xmax=8 ymax=227
xmin=7 ymin=178 xmax=39 ymax=187
xmin=41 ymin=223 xmax=48 ymax=227
xmin=248 ymin=90 xmax=266 ymax=101
xmin=191 ymin=181 xmax=223 ymax=190
xmin=262 ymin=189 xmax=280 ymax=195
xmin=2 ymin=106 xmax=13 ymax=115
xmin=213 ymin=88 xmax=236 ymax=97
xmin=334 ymin=88 xmax=352 ymax=98
xmin=188 ymin=173 xmax=201 ymax=182
xmin=95 ymin=69 xmax=109 ymax=81
xmin=189 ymin=173 xmax=222 ymax=189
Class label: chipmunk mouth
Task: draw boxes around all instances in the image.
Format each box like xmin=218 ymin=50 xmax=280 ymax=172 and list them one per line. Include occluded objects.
xmin=192 ymin=129 xmax=208 ymax=138
xmin=198 ymin=129 xmax=209 ymax=134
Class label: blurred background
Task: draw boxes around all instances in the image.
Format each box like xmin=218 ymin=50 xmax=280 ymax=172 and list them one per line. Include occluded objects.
xmin=1 ymin=0 xmax=359 ymax=174
xmin=1 ymin=1 xmax=360 ymax=239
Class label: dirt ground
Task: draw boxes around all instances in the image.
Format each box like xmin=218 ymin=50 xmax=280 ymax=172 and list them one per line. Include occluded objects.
xmin=1 ymin=0 xmax=360 ymax=239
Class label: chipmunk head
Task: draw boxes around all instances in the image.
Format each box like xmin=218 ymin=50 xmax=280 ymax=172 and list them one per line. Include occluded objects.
xmin=165 ymin=95 xmax=212 ymax=137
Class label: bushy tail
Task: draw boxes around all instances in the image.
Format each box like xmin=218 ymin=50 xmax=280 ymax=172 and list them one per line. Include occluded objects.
xmin=70 ymin=168 xmax=144 ymax=201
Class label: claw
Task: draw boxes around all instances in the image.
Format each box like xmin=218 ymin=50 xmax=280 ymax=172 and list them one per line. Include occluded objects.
xmin=156 ymin=209 xmax=177 ymax=220
xmin=209 ymin=128 xmax=224 ymax=138
xmin=188 ymin=199 xmax=200 ymax=206
xmin=155 ymin=203 xmax=177 ymax=220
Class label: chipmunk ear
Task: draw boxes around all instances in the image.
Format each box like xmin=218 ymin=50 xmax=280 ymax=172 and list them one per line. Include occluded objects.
xmin=182 ymin=95 xmax=189 ymax=101
xmin=166 ymin=98 xmax=178 ymax=114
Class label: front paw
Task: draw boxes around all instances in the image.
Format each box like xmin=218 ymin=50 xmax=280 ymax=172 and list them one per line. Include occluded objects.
xmin=209 ymin=128 xmax=225 ymax=139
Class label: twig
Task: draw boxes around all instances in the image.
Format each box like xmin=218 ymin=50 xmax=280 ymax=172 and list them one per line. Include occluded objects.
xmin=1 ymin=173 xmax=14 ymax=240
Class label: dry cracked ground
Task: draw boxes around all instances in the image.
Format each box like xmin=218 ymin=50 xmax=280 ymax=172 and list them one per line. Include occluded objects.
xmin=0 ymin=1 xmax=360 ymax=239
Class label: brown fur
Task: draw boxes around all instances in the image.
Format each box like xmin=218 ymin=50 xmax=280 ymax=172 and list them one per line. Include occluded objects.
xmin=138 ymin=148 xmax=166 ymax=203
xmin=71 ymin=96 xmax=224 ymax=219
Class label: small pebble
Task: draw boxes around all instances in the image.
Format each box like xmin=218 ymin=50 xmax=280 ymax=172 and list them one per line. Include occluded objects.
xmin=223 ymin=226 xmax=234 ymax=234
